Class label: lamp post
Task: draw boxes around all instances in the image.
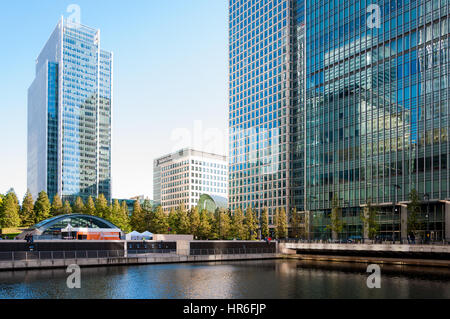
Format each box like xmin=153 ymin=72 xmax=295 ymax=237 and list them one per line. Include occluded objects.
xmin=423 ymin=193 xmax=430 ymax=243
xmin=393 ymin=184 xmax=401 ymax=243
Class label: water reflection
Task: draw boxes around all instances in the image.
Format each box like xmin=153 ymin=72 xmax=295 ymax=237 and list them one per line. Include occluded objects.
xmin=0 ymin=260 xmax=448 ymax=299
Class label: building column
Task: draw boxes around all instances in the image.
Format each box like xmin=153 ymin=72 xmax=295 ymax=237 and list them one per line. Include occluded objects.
xmin=401 ymin=205 xmax=408 ymax=242
xmin=445 ymin=202 xmax=450 ymax=242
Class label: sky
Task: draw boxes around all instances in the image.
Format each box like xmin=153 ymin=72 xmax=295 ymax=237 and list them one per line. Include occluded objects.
xmin=0 ymin=0 xmax=229 ymax=201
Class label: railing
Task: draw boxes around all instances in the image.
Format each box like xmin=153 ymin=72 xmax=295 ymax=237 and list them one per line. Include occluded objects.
xmin=278 ymin=238 xmax=450 ymax=245
xmin=127 ymin=249 xmax=177 ymax=255
xmin=189 ymin=248 xmax=277 ymax=256
xmin=0 ymin=250 xmax=125 ymax=262
xmin=0 ymin=247 xmax=278 ymax=262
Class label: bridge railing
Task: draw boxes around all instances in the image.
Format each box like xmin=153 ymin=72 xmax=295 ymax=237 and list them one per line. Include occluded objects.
xmin=189 ymin=248 xmax=276 ymax=256
xmin=127 ymin=249 xmax=177 ymax=255
xmin=0 ymin=247 xmax=278 ymax=261
xmin=278 ymin=238 xmax=450 ymax=245
xmin=0 ymin=250 xmax=125 ymax=262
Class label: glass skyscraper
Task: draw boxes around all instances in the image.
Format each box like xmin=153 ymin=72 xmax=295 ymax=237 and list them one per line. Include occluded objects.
xmin=229 ymin=0 xmax=450 ymax=240
xmin=28 ymin=18 xmax=113 ymax=202
xmin=229 ymin=0 xmax=295 ymax=226
xmin=304 ymin=0 xmax=450 ymax=241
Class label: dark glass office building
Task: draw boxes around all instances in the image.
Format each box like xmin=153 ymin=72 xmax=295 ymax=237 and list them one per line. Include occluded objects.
xmin=303 ymin=0 xmax=450 ymax=241
xmin=28 ymin=18 xmax=113 ymax=202
xmin=229 ymin=0 xmax=450 ymax=241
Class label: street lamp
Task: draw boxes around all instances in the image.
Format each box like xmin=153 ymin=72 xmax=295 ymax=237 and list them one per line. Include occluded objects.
xmin=423 ymin=193 xmax=430 ymax=243
xmin=393 ymin=184 xmax=401 ymax=243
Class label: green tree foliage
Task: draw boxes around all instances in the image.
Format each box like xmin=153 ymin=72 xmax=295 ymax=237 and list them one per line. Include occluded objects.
xmin=84 ymin=196 xmax=96 ymax=215
xmin=21 ymin=191 xmax=35 ymax=227
xmin=189 ymin=207 xmax=201 ymax=237
xmin=120 ymin=201 xmax=131 ymax=232
xmin=360 ymin=200 xmax=379 ymax=240
xmin=407 ymin=189 xmax=422 ymax=236
xmin=177 ymin=205 xmax=190 ymax=234
xmin=110 ymin=200 xmax=130 ymax=233
xmin=73 ymin=197 xmax=85 ymax=214
xmin=231 ymin=208 xmax=246 ymax=239
xmin=214 ymin=209 xmax=231 ymax=240
xmin=130 ymin=200 xmax=146 ymax=232
xmin=326 ymin=196 xmax=346 ymax=239
xmin=168 ymin=208 xmax=179 ymax=234
xmin=95 ymin=194 xmax=110 ymax=219
xmin=50 ymin=194 xmax=64 ymax=217
xmin=260 ymin=207 xmax=270 ymax=239
xmin=244 ymin=207 xmax=258 ymax=240
xmin=0 ymin=191 xmax=21 ymax=228
xmin=142 ymin=199 xmax=153 ymax=213
xmin=275 ymin=208 xmax=288 ymax=239
xmin=62 ymin=201 xmax=73 ymax=215
xmin=198 ymin=210 xmax=213 ymax=239
xmin=290 ymin=208 xmax=304 ymax=239
xmin=152 ymin=206 xmax=169 ymax=234
xmin=33 ymin=191 xmax=51 ymax=224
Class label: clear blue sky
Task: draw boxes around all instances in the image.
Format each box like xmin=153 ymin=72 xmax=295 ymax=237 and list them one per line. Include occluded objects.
xmin=0 ymin=0 xmax=229 ymax=201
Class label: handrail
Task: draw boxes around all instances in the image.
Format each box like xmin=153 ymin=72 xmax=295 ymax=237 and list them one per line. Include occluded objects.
xmin=0 ymin=247 xmax=277 ymax=262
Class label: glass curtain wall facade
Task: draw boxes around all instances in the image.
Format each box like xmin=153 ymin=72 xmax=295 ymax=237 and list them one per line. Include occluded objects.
xmin=304 ymin=0 xmax=450 ymax=241
xmin=228 ymin=0 xmax=294 ymax=225
xmin=28 ymin=18 xmax=113 ymax=202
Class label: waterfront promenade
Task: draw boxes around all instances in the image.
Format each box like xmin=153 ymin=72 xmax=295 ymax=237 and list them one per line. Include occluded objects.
xmin=279 ymin=241 xmax=450 ymax=267
xmin=1 ymin=240 xmax=450 ymax=271
xmin=0 ymin=250 xmax=279 ymax=271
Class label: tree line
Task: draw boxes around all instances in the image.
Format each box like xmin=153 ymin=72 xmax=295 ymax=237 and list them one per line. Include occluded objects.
xmin=0 ymin=189 xmax=130 ymax=232
xmin=128 ymin=203 xmax=292 ymax=240
xmin=0 ymin=189 xmax=297 ymax=240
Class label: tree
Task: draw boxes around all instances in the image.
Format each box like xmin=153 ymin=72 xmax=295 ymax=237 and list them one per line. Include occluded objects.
xmin=275 ymin=208 xmax=288 ymax=239
xmin=50 ymin=194 xmax=64 ymax=217
xmin=152 ymin=206 xmax=169 ymax=234
xmin=21 ymin=191 xmax=35 ymax=227
xmin=110 ymin=200 xmax=130 ymax=233
xmin=231 ymin=208 xmax=246 ymax=240
xmin=0 ymin=192 xmax=21 ymax=228
xmin=198 ymin=210 xmax=213 ymax=239
xmin=290 ymin=208 xmax=304 ymax=239
xmin=260 ymin=207 xmax=270 ymax=239
xmin=95 ymin=194 xmax=110 ymax=219
xmin=407 ymin=189 xmax=422 ymax=236
xmin=361 ymin=200 xmax=379 ymax=240
xmin=142 ymin=199 xmax=153 ymax=213
xmin=177 ymin=205 xmax=191 ymax=234
xmin=214 ymin=209 xmax=231 ymax=240
xmin=168 ymin=208 xmax=179 ymax=234
xmin=84 ymin=196 xmax=96 ymax=215
xmin=33 ymin=191 xmax=51 ymax=224
xmin=130 ymin=200 xmax=146 ymax=232
xmin=120 ymin=201 xmax=131 ymax=232
xmin=326 ymin=196 xmax=346 ymax=240
xmin=63 ymin=201 xmax=73 ymax=215
xmin=73 ymin=197 xmax=85 ymax=214
xmin=244 ymin=207 xmax=258 ymax=240
xmin=189 ymin=207 xmax=201 ymax=237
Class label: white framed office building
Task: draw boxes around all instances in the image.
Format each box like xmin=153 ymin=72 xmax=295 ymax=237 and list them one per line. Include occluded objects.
xmin=153 ymin=149 xmax=228 ymax=212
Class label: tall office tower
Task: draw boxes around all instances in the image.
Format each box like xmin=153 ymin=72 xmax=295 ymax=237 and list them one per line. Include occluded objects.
xmin=304 ymin=0 xmax=450 ymax=241
xmin=229 ymin=0 xmax=290 ymax=224
xmin=153 ymin=149 xmax=228 ymax=213
xmin=28 ymin=18 xmax=113 ymax=202
xmin=228 ymin=0 xmax=306 ymax=227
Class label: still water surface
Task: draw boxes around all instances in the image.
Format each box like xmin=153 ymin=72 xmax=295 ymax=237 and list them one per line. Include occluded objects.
xmin=0 ymin=260 xmax=449 ymax=299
